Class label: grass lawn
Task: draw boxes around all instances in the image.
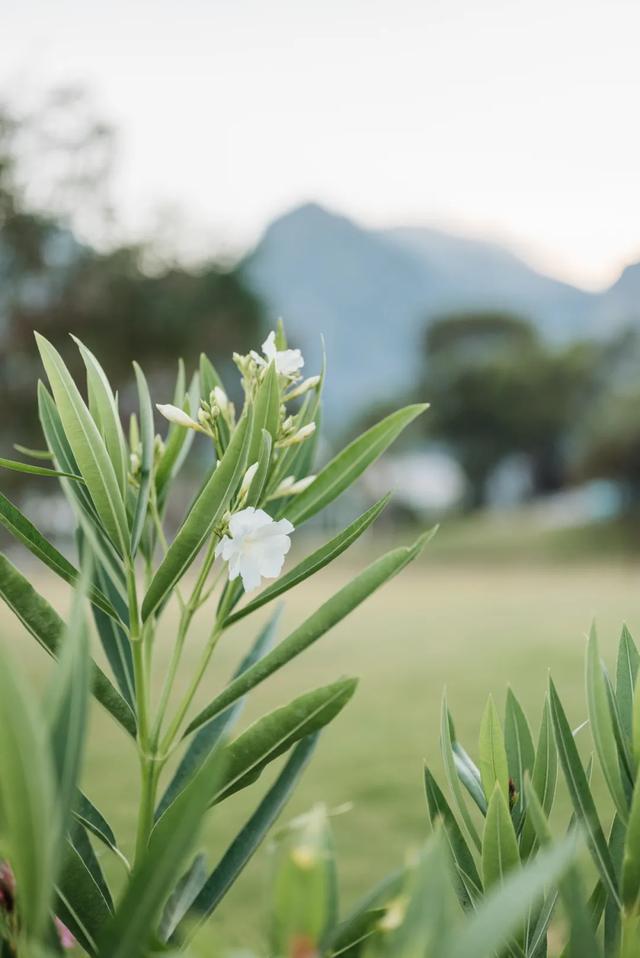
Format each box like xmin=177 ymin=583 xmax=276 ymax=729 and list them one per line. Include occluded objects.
xmin=5 ymin=524 xmax=640 ymax=952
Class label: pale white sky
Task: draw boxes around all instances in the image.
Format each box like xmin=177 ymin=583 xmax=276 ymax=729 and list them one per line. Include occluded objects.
xmin=3 ymin=0 xmax=640 ymax=289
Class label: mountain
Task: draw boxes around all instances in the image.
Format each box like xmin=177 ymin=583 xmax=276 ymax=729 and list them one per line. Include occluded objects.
xmin=242 ymin=202 xmax=639 ymax=432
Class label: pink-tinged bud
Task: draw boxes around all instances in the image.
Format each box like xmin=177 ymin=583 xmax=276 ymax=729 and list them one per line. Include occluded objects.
xmin=55 ymin=916 xmax=76 ymax=949
xmin=0 ymin=861 xmax=15 ymax=913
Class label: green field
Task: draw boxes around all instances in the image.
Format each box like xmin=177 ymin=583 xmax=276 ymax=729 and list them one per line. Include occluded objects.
xmin=5 ymin=530 xmax=640 ymax=951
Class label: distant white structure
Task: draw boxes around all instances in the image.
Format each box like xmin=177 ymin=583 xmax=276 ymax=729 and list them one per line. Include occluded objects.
xmin=364 ymin=447 xmax=466 ymax=515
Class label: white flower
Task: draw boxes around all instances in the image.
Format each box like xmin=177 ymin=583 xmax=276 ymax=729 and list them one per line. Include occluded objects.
xmin=278 ymin=421 xmax=316 ymax=448
xmin=156 ymin=403 xmax=207 ymax=433
xmin=252 ymin=331 xmax=304 ymax=377
xmin=215 ymin=507 xmax=294 ymax=591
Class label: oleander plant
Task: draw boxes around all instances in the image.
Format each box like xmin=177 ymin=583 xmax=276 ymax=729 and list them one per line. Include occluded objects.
xmin=0 ymin=323 xmax=431 ymax=957
xmin=242 ymin=624 xmax=640 ymax=958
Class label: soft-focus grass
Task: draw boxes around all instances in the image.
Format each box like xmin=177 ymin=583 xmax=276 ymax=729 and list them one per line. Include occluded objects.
xmin=5 ymin=525 xmax=640 ymax=952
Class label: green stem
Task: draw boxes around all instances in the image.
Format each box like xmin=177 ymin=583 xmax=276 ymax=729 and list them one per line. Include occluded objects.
xmin=134 ymin=757 xmax=159 ymax=865
xmin=159 ymin=622 xmax=225 ymax=754
xmin=150 ymin=538 xmax=220 ymax=748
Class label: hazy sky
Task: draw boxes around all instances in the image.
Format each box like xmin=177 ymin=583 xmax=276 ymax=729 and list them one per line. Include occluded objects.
xmin=3 ymin=0 xmax=640 ymax=288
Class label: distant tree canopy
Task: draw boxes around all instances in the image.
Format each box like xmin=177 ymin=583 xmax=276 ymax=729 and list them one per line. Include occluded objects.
xmin=0 ymin=89 xmax=264 ymax=446
xmin=421 ymin=311 xmax=600 ymax=506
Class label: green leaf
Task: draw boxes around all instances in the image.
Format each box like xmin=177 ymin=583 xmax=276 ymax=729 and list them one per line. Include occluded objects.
xmin=452 ymin=743 xmax=487 ymax=814
xmin=505 ymin=688 xmax=535 ymax=827
xmin=13 ymin=443 xmax=53 ymax=459
xmin=245 ymin=429 xmax=272 ymax=508
xmin=38 ymin=382 xmax=128 ymax=608
xmin=73 ymin=335 xmax=128 ymax=498
xmin=35 ymin=334 xmax=130 ymax=554
xmin=622 ymin=777 xmax=640 ymax=915
xmin=185 ymin=532 xmax=431 ymax=736
xmin=441 ymin=697 xmax=481 ymax=852
xmin=226 ymin=496 xmax=392 ymax=626
xmin=284 ymin=404 xmax=428 ymax=527
xmin=155 ymin=610 xmax=279 ymax=821
xmin=159 ymin=854 xmax=207 ymax=943
xmin=199 ymin=352 xmax=223 ymax=395
xmin=524 ymin=778 xmax=601 ymax=958
xmin=0 ymin=646 xmax=58 ymax=939
xmin=97 ymin=747 xmax=228 ymax=958
xmin=178 ymin=736 xmax=318 ymax=939
xmin=617 ymin=625 xmax=639 ymax=746
xmin=131 ymin=362 xmax=154 ymax=555
xmin=0 ymin=491 xmax=120 ymax=622
xmin=89 ymin=561 xmax=135 ymax=708
xmin=155 ymin=360 xmax=195 ymax=496
xmin=248 ymin=361 xmax=280 ymax=464
xmin=142 ymin=409 xmax=252 ymax=621
xmin=424 ymin=766 xmax=483 ymax=906
xmin=0 ymin=456 xmax=84 ymax=481
xmin=46 ymin=582 xmax=91 ymax=855
xmin=549 ymin=676 xmax=621 ymax=908
xmin=587 ymin=624 xmax=629 ymax=823
xmin=520 ymin=696 xmax=557 ymax=859
xmin=74 ymin=792 xmax=126 ymax=866
xmin=447 ymin=834 xmax=579 ymax=958
xmin=210 ymin=678 xmax=357 ymax=805
xmin=482 ymin=785 xmax=520 ymax=890
xmin=386 ymin=830 xmax=459 ymax=958
xmin=479 ymin=695 xmax=509 ymax=804
xmin=56 ymin=839 xmax=113 ymax=956
xmin=0 ymin=553 xmax=137 ymax=737
xmin=70 ymin=822 xmax=114 ymax=912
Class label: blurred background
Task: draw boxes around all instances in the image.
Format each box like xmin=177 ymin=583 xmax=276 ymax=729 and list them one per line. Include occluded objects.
xmin=2 ymin=0 xmax=640 ymax=949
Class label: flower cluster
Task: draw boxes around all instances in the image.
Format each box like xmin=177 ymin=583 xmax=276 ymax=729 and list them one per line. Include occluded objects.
xmin=156 ymin=325 xmax=319 ymax=593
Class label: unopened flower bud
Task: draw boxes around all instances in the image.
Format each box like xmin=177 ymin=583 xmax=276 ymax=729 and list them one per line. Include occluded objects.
xmin=278 ymin=422 xmax=316 ymax=448
xmin=270 ymin=474 xmax=316 ymax=499
xmin=284 ymin=375 xmax=321 ymax=401
xmin=240 ymin=461 xmax=259 ymax=497
xmin=156 ymin=403 xmax=208 ymax=434
xmin=213 ymin=386 xmax=229 ymax=411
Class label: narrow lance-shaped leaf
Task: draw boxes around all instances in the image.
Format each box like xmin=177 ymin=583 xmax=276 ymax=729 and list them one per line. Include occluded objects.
xmin=0 ymin=645 xmax=58 ymax=939
xmin=177 ymin=736 xmax=318 ymax=940
xmin=284 ymin=403 xmax=428 ymax=527
xmin=447 ymin=834 xmax=579 ymax=958
xmin=201 ymin=678 xmax=357 ymax=808
xmin=0 ymin=456 xmax=84 ymax=481
xmin=622 ymin=776 xmax=640 ymax=915
xmin=0 ymin=553 xmax=136 ymax=737
xmin=482 ymin=785 xmax=520 ymax=891
xmin=46 ymin=579 xmax=91 ymax=858
xmin=519 ymin=695 xmax=557 ymax=859
xmin=97 ymin=747 xmax=228 ymax=958
xmin=142 ymin=408 xmax=252 ymax=621
xmin=617 ymin=625 xmax=639 ymax=746
xmin=56 ymin=840 xmax=113 ymax=957
xmin=155 ymin=360 xmax=195 ymax=496
xmin=226 ymin=495 xmax=393 ymax=626
xmin=0 ymin=490 xmax=120 ymax=623
xmin=524 ymin=777 xmax=601 ymax=958
xmin=245 ymin=429 xmax=272 ymax=508
xmin=478 ymin=695 xmax=509 ymax=804
xmin=504 ymin=688 xmax=535 ymax=827
xmin=586 ymin=625 xmax=629 ymax=823
xmin=424 ymin=766 xmax=483 ymax=907
xmin=441 ymin=697 xmax=481 ymax=852
xmin=248 ymin=360 xmax=280 ymax=464
xmin=35 ymin=333 xmax=130 ymax=555
xmin=185 ymin=532 xmax=432 ymax=736
xmin=130 ymin=361 xmax=154 ymax=555
xmin=549 ymin=676 xmax=621 ymax=908
xmin=73 ymin=335 xmax=128 ymax=498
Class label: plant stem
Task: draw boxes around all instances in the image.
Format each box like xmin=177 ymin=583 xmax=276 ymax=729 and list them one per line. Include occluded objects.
xmin=128 ymin=562 xmax=156 ymax=863
xmin=150 ymin=538 xmax=221 ymax=749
